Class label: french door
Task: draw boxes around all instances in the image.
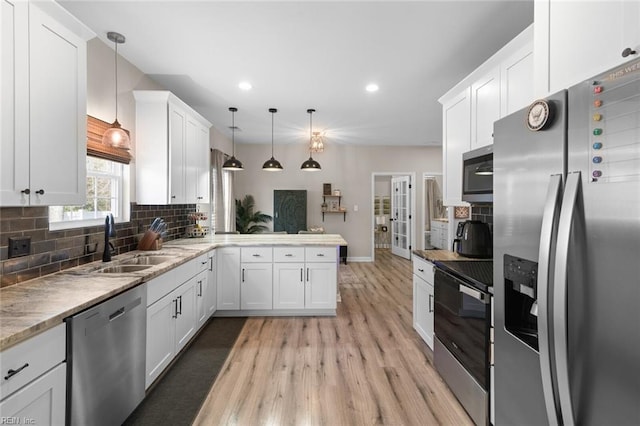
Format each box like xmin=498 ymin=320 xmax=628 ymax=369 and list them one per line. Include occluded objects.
xmin=391 ymin=176 xmax=411 ymax=259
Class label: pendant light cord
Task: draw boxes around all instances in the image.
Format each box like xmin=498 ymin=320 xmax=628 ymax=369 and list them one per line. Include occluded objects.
xmin=231 ymin=110 xmax=235 ymax=157
xmin=309 ymin=110 xmax=313 ymax=155
xmin=114 ymin=40 xmax=119 ymax=120
xmin=271 ymin=111 xmax=275 ymax=157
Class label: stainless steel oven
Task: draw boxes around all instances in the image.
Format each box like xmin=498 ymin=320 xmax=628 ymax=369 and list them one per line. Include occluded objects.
xmin=434 ymin=261 xmax=492 ymax=426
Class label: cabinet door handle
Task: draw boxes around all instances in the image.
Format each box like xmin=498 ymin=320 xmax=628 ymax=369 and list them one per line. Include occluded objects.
xmin=197 ymin=196 xmax=203 ymax=200
xmin=197 ymin=280 xmax=202 ymax=297
xmin=178 ymin=295 xmax=182 ymax=315
xmin=242 ymin=268 xmax=245 ymax=282
xmin=35 ymin=189 xmax=44 ymax=195
xmin=201 ymin=260 xmax=208 ymax=265
xmin=171 ymin=195 xmax=176 ymax=199
xmin=428 ymin=294 xmax=433 ymax=313
xmin=306 ymin=268 xmax=309 ymax=282
xmin=418 ymin=268 xmax=424 ymax=272
xmin=300 ymin=268 xmax=304 ymax=282
xmin=622 ymin=47 xmax=637 ymax=57
xmin=21 ymin=189 xmax=30 ymax=195
xmin=172 ymin=299 xmax=178 ymax=318
xmin=4 ymin=363 xmax=29 ymax=380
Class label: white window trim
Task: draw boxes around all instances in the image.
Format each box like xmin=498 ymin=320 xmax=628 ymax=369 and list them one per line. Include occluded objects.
xmin=49 ymin=159 xmax=130 ymax=231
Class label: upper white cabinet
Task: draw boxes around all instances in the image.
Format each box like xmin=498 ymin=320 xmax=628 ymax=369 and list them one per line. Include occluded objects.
xmin=134 ymin=90 xmax=211 ymax=205
xmin=534 ymin=0 xmax=640 ymax=96
xmin=471 ymin=67 xmax=501 ymax=150
xmin=0 ymin=0 xmax=93 ymax=206
xmin=440 ymin=24 xmax=533 ymax=206
xmin=441 ymin=88 xmax=471 ymax=206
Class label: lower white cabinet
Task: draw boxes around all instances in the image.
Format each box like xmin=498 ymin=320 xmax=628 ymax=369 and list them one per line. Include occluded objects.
xmin=305 ymin=262 xmax=337 ymax=309
xmin=241 ymin=263 xmax=273 ymax=310
xmin=273 ymin=263 xmax=305 ymax=309
xmin=0 ymin=324 xmax=66 ymax=424
xmin=0 ymin=363 xmax=66 ymax=425
xmin=412 ymin=255 xmax=435 ymax=349
xmin=216 ymin=247 xmax=241 ymax=310
xmin=205 ymin=251 xmax=217 ymax=317
xmin=145 ymin=255 xmax=209 ymax=389
xmin=217 ymin=245 xmax=338 ymax=315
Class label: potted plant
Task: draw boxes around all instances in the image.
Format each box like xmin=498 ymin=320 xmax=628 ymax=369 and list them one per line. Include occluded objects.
xmin=235 ymin=195 xmax=272 ymax=234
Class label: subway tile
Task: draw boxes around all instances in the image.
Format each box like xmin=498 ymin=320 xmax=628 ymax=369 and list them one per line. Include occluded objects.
xmin=41 ymin=262 xmax=61 ymax=276
xmin=0 ymin=207 xmax=24 ymax=219
xmin=32 ymin=240 xmax=56 ymax=255
xmin=16 ymin=267 xmax=39 ymax=283
xmin=29 ymin=253 xmax=50 ymax=268
xmin=3 ymin=257 xmax=29 ymax=273
xmin=1 ymin=273 xmax=17 ymax=288
xmin=23 ymin=229 xmax=46 ymax=242
xmin=10 ymin=218 xmax=36 ymax=232
xmin=34 ymin=217 xmax=49 ymax=229
xmin=51 ymin=250 xmax=70 ymax=262
xmin=21 ymin=207 xmax=48 ymax=218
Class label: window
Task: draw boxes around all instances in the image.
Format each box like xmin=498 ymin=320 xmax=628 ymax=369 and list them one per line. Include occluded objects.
xmin=49 ymin=157 xmax=130 ymax=230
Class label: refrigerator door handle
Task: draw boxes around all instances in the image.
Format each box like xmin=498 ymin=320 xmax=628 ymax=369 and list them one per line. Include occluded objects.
xmin=554 ymin=171 xmax=582 ymax=426
xmin=537 ymin=174 xmax=564 ymax=426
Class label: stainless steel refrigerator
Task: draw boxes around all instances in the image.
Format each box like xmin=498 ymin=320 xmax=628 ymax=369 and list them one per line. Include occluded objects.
xmin=493 ymin=57 xmax=640 ymax=425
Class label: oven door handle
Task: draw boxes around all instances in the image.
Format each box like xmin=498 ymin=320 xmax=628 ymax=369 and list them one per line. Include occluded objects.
xmin=458 ymin=284 xmax=488 ymax=303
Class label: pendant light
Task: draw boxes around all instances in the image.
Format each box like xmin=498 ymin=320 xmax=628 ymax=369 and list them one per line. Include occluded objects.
xmin=262 ymin=108 xmax=284 ymax=171
xmin=102 ymin=32 xmax=131 ymax=150
xmin=222 ymin=107 xmax=244 ymax=171
xmin=300 ymin=109 xmax=321 ymax=171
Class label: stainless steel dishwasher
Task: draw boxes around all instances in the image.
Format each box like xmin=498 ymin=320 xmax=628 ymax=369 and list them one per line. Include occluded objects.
xmin=66 ymin=283 xmax=147 ymax=426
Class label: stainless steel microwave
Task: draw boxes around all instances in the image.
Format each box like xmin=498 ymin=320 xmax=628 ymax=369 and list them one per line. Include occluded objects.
xmin=462 ymin=145 xmax=493 ymax=203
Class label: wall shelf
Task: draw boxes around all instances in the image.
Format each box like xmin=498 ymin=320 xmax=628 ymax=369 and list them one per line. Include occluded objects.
xmin=322 ymin=195 xmax=346 ymax=221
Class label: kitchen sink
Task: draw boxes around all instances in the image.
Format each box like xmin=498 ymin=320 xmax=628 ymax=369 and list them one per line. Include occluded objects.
xmin=98 ymin=264 xmax=153 ymax=273
xmin=122 ymin=256 xmax=173 ymax=266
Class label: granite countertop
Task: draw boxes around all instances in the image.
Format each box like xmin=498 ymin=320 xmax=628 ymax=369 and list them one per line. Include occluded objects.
xmin=412 ymin=249 xmax=489 ymax=262
xmin=0 ymin=234 xmax=347 ymax=351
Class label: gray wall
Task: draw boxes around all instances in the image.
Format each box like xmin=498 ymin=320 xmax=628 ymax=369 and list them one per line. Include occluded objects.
xmin=234 ymin=143 xmax=442 ymax=259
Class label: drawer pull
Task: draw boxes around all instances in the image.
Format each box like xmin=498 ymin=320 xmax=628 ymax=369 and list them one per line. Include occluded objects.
xmin=5 ymin=363 xmax=29 ymax=380
xmin=316 ymin=253 xmax=325 ymax=257
xmin=252 ymin=254 xmax=261 ymax=257
xmin=418 ymin=268 xmax=424 ymax=272
xmin=285 ymin=254 xmax=293 ymax=257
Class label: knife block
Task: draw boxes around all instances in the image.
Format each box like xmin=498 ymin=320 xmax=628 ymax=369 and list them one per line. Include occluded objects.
xmin=138 ymin=230 xmax=162 ymax=251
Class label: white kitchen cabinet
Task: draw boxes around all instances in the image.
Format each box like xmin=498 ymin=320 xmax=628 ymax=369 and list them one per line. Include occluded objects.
xmin=440 ymin=24 xmax=533 ymax=206
xmin=304 ymin=247 xmax=338 ymax=310
xmin=134 ymin=90 xmax=211 ymax=205
xmin=241 ymin=263 xmax=273 ymax=310
xmin=216 ymin=247 xmax=241 ymax=310
xmin=145 ymin=256 xmax=206 ymax=389
xmin=500 ymin=41 xmax=534 ymax=116
xmin=273 ymin=246 xmax=337 ymax=311
xmin=273 ymin=262 xmax=305 ymax=309
xmin=0 ymin=323 xmax=66 ymax=424
xmin=442 ymin=87 xmax=471 ymax=206
xmin=535 ymin=0 xmax=640 ymax=97
xmin=471 ymin=67 xmax=501 ymax=149
xmin=0 ymin=0 xmax=93 ymax=206
xmin=430 ymin=220 xmax=449 ymax=250
xmin=240 ymin=247 xmax=273 ymax=310
xmin=412 ymin=255 xmax=434 ymax=349
xmin=205 ymin=250 xmax=217 ymax=317
xmin=0 ymin=363 xmax=66 ymax=425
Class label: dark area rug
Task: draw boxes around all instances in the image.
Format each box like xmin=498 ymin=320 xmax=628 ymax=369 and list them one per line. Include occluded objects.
xmin=124 ymin=317 xmax=246 ymax=426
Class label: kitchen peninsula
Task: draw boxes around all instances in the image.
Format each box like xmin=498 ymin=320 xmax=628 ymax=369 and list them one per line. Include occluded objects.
xmin=0 ymin=233 xmax=347 ymax=351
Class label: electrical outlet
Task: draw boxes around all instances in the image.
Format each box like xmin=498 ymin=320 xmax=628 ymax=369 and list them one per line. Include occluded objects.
xmin=8 ymin=236 xmax=31 ymax=258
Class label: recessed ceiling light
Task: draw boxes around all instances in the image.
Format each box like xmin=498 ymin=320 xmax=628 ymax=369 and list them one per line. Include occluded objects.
xmin=365 ymin=83 xmax=379 ymax=92
xmin=238 ymin=81 xmax=252 ymax=91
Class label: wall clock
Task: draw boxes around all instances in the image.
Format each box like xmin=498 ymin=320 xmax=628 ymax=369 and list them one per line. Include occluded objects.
xmin=526 ymin=99 xmax=552 ymax=131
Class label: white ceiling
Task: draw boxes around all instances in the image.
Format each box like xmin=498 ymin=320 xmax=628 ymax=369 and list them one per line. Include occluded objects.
xmin=59 ymin=0 xmax=534 ymax=147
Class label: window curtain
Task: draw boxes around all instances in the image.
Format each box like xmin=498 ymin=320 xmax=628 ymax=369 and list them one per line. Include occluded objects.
xmin=211 ymin=149 xmax=235 ymax=233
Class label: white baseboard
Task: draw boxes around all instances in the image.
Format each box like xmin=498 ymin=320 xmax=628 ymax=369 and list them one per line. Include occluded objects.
xmin=346 ymin=257 xmax=372 ymax=262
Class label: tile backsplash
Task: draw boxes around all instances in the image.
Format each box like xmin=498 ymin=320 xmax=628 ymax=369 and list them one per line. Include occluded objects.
xmin=471 ymin=203 xmax=493 ymax=232
xmin=0 ymin=203 xmax=195 ymax=288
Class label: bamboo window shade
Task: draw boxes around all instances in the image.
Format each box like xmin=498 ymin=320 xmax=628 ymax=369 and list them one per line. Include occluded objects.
xmin=87 ymin=115 xmax=132 ymax=164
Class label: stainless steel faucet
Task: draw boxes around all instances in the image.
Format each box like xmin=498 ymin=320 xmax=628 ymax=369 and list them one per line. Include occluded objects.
xmin=102 ymin=214 xmax=116 ymax=262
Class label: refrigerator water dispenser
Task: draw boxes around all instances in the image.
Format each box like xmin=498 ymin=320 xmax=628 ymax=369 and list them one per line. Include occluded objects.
xmin=503 ymin=254 xmax=539 ymax=351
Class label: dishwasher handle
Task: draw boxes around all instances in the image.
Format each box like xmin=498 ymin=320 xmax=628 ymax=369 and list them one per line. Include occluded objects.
xmin=109 ymin=307 xmax=125 ymax=321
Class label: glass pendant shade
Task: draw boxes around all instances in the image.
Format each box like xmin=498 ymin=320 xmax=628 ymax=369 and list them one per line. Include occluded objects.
xmin=301 ymin=108 xmax=321 ymax=171
xmin=102 ymin=119 xmax=130 ymax=149
xmin=223 ymin=107 xmax=243 ymax=171
xmin=263 ymin=108 xmax=283 ymax=171
xmin=102 ymin=32 xmax=131 ymax=150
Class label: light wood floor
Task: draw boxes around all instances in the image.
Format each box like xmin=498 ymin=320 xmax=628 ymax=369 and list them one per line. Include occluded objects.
xmin=194 ymin=249 xmax=472 ymax=425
